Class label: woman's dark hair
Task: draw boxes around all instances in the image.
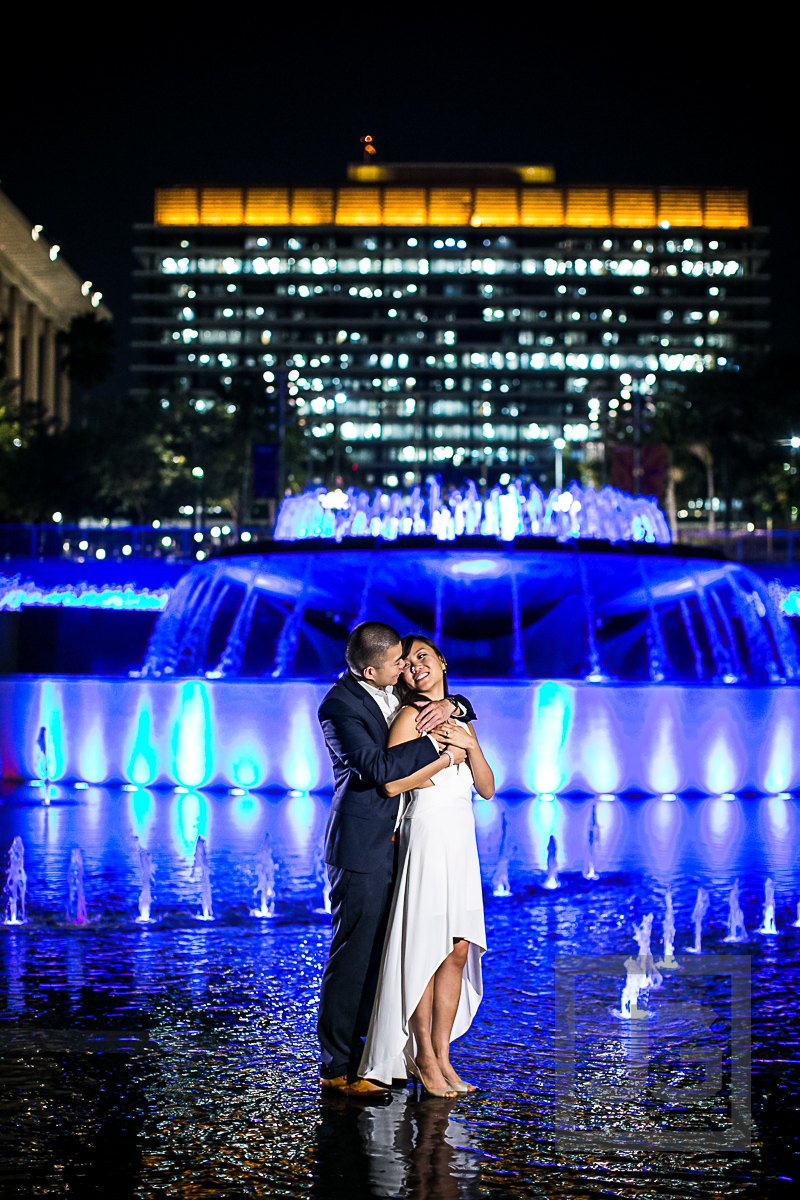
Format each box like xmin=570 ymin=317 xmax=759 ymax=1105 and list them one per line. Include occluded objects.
xmin=397 ymin=634 xmax=448 ymax=707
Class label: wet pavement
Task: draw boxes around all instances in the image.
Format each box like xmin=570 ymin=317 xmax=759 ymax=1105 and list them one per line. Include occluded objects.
xmin=1 ymin=786 xmax=799 ymax=1197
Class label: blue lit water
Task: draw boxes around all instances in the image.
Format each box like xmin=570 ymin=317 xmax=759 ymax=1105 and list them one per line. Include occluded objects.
xmin=1 ymin=786 xmax=798 ymax=1197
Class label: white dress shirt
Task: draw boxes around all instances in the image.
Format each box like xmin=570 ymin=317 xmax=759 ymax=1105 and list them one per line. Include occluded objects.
xmin=358 ymin=679 xmax=400 ymax=724
xmin=357 ymin=679 xmax=447 ymax=757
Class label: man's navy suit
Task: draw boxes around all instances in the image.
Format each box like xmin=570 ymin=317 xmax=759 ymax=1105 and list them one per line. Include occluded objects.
xmin=316 ymin=674 xmax=475 ymax=1079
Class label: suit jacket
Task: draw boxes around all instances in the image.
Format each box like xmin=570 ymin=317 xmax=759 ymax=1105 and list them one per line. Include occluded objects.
xmin=318 ymin=674 xmax=441 ymax=872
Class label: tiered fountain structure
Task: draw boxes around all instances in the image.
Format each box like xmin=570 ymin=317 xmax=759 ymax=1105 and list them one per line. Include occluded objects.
xmin=1 ymin=477 xmax=800 ymax=794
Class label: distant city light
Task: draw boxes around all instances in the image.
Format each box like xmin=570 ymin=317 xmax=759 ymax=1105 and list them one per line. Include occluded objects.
xmin=52 ymin=512 xmax=62 ymax=523
xmin=31 ymin=224 xmax=42 ymax=241
xmin=49 ymin=245 xmax=60 ymax=261
xmin=192 ymin=467 xmax=204 ymax=478
xmin=81 ymin=281 xmax=92 ymax=296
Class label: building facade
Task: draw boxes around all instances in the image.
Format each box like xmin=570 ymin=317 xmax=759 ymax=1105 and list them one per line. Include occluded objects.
xmin=131 ymin=163 xmax=767 ymax=491
xmin=0 ymin=188 xmax=110 ymax=426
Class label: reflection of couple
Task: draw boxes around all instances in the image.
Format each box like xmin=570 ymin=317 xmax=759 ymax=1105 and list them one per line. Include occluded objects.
xmin=317 ymin=621 xmax=494 ymax=1098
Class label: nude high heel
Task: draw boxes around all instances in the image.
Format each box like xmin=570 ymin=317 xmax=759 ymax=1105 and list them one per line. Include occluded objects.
xmin=440 ymin=1070 xmax=477 ymax=1095
xmin=406 ymin=1055 xmax=458 ymax=1099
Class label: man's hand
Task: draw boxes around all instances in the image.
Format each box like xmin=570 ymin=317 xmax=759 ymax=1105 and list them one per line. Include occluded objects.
xmin=415 ymin=697 xmax=456 ymax=735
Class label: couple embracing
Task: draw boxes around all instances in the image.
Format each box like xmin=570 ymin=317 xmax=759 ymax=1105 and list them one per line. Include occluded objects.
xmin=316 ymin=621 xmax=494 ymax=1099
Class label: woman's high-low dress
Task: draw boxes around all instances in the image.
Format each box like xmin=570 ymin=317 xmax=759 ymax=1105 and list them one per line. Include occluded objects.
xmin=359 ymin=723 xmax=486 ymax=1082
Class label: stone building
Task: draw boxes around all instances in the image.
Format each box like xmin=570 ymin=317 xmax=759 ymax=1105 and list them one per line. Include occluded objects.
xmin=0 ymin=187 xmax=111 ymax=425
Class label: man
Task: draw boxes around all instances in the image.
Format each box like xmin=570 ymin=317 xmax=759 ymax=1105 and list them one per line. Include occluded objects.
xmin=317 ymin=620 xmax=476 ymax=1095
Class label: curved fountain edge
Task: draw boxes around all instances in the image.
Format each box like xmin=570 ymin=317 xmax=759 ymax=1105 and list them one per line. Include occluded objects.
xmin=1 ymin=675 xmax=797 ymax=796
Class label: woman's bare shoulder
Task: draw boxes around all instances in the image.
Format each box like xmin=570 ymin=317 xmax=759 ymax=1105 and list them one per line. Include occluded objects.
xmin=388 ymin=705 xmax=422 ymax=742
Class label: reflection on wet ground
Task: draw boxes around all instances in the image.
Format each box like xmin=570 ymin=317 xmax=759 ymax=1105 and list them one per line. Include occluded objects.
xmin=1 ymin=785 xmax=799 ymax=1197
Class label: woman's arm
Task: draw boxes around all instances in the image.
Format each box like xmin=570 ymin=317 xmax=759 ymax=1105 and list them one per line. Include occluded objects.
xmin=437 ymin=720 xmax=495 ymax=799
xmin=382 ymin=707 xmax=466 ymax=797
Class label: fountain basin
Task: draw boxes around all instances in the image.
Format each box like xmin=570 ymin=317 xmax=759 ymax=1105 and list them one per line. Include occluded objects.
xmin=1 ymin=675 xmax=798 ymax=794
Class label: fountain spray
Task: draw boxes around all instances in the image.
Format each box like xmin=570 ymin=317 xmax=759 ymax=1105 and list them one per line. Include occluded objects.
xmin=656 ymin=888 xmax=680 ymax=969
xmin=492 ymin=814 xmax=512 ymax=896
xmin=724 ymin=880 xmax=748 ymax=943
xmin=67 ymin=848 xmax=88 ymax=924
xmin=134 ymin=838 xmax=155 ymax=923
xmin=543 ymin=834 xmax=560 ymax=890
xmin=251 ymin=834 xmax=276 ymax=918
xmin=615 ymin=914 xmax=660 ymax=1020
xmin=582 ymin=805 xmax=599 ymax=880
xmin=757 ymin=878 xmax=778 ymax=935
xmin=312 ymin=838 xmax=331 ymax=915
xmin=3 ymin=837 xmax=27 ymax=925
xmin=36 ymin=726 xmax=53 ymax=805
xmin=686 ymin=887 xmax=709 ymax=954
xmin=192 ymin=836 xmax=214 ymax=920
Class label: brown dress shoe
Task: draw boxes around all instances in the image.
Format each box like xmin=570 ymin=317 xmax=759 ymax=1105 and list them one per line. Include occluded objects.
xmin=320 ymin=1075 xmax=349 ymax=1091
xmin=320 ymin=1075 xmax=388 ymax=1096
xmin=345 ymin=1078 xmax=390 ymax=1096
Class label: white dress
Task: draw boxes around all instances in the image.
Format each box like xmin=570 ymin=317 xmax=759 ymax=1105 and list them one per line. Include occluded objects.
xmin=359 ymin=721 xmax=487 ymax=1082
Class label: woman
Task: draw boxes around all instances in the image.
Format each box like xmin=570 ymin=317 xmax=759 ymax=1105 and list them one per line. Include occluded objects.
xmin=359 ymin=635 xmax=495 ymax=1097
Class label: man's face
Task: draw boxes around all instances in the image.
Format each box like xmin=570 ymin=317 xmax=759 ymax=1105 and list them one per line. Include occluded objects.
xmin=363 ymin=642 xmax=405 ymax=688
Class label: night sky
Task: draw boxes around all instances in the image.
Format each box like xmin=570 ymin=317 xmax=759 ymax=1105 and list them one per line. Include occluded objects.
xmin=4 ymin=20 xmax=792 ymax=394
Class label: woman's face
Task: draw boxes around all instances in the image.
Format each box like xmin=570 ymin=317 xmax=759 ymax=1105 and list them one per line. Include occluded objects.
xmin=402 ymin=640 xmax=445 ymax=693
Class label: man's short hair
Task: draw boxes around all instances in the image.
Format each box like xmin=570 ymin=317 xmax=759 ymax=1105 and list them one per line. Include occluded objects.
xmin=346 ymin=621 xmax=401 ymax=675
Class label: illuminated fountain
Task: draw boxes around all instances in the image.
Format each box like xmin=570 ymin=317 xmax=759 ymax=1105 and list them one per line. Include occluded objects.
xmin=614 ymin=915 xmax=661 ymax=1020
xmin=273 ymin=478 xmax=671 ymax=545
xmin=543 ymin=834 xmax=560 ymax=890
xmin=66 ymin=848 xmax=88 ymax=925
xmin=686 ymin=887 xmax=710 ymax=954
xmin=724 ymin=880 xmax=748 ymax=943
xmin=757 ymin=878 xmax=778 ymax=935
xmin=138 ymin=473 xmax=796 ymax=702
xmin=251 ymin=834 xmax=276 ymax=918
xmin=492 ymin=814 xmax=512 ymax=897
xmin=312 ymin=842 xmax=332 ymax=916
xmin=582 ymin=805 xmax=599 ymax=881
xmin=3 ymin=837 xmax=27 ymax=926
xmin=4 ymin=473 xmax=800 ymax=795
xmin=135 ymin=839 xmax=155 ymax=923
xmin=192 ymin=836 xmax=214 ymax=921
xmin=656 ymin=888 xmax=680 ymax=969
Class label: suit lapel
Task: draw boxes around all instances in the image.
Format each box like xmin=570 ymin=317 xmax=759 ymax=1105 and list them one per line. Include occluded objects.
xmin=340 ymin=673 xmax=388 ymax=737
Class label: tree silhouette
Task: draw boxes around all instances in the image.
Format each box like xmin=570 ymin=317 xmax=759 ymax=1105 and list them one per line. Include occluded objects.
xmin=57 ymin=313 xmax=115 ymax=423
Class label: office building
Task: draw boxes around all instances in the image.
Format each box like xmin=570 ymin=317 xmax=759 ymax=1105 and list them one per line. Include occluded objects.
xmin=131 ymin=163 xmax=767 ymax=490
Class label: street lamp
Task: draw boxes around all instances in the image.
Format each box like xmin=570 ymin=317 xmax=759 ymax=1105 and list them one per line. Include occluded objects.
xmin=554 ymin=437 xmax=566 ymax=491
xmin=192 ymin=467 xmax=204 ymax=529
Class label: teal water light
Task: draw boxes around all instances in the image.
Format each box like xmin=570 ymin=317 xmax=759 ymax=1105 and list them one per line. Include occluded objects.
xmin=127 ymin=701 xmax=158 ymax=786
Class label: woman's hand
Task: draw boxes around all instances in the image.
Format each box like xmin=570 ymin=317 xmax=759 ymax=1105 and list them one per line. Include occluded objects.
xmin=435 ymin=720 xmax=477 ymax=753
xmin=443 ymin=744 xmax=468 ymax=766
xmin=415 ymin=697 xmax=456 ymax=735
